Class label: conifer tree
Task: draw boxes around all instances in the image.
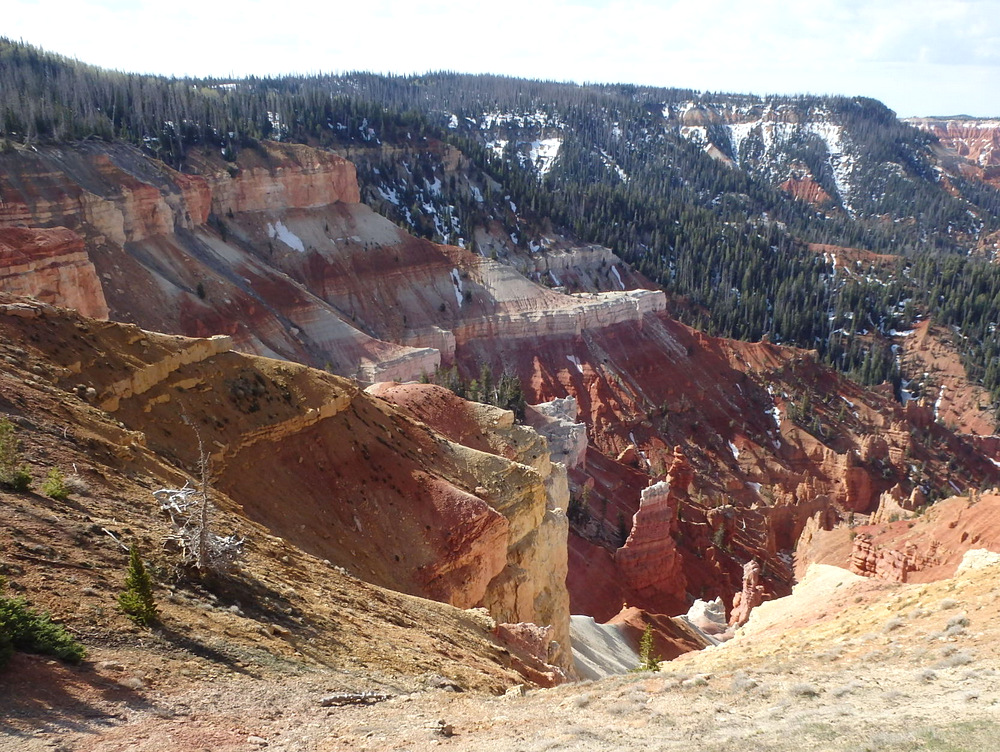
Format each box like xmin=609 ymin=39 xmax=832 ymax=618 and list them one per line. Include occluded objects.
xmin=119 ymin=546 xmax=157 ymax=627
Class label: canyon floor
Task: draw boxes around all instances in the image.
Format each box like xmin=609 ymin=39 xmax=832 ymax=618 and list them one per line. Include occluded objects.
xmin=4 ymin=554 xmax=999 ymax=752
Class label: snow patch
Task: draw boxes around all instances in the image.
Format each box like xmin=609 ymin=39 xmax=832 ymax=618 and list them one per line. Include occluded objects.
xmin=566 ymin=355 xmax=584 ymax=374
xmin=267 ymin=220 xmax=305 ymax=253
xmin=598 ymin=149 xmax=629 ymax=181
xmin=934 ymin=385 xmax=946 ymax=418
xmin=450 ymin=268 xmax=464 ymax=307
xmin=377 ymin=186 xmax=400 ymax=206
xmin=528 ymin=137 xmax=562 ymax=176
xmin=610 ymin=265 xmax=625 ymax=290
xmin=728 ymin=441 xmax=740 ymax=460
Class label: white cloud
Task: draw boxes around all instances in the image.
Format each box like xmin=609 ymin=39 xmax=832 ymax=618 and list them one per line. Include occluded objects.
xmin=5 ymin=0 xmax=1000 ymax=116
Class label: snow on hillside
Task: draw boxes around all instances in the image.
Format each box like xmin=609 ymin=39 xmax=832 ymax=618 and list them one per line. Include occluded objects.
xmin=528 ymin=138 xmax=562 ymax=176
xmin=267 ymin=220 xmax=305 ymax=252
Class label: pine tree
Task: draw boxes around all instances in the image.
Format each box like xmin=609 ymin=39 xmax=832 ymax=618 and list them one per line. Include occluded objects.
xmin=118 ymin=546 xmax=157 ymax=627
xmin=638 ymin=624 xmax=661 ymax=671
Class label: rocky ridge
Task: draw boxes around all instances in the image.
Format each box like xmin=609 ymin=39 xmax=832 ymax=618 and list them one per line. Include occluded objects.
xmin=0 ymin=296 xmax=574 ymax=678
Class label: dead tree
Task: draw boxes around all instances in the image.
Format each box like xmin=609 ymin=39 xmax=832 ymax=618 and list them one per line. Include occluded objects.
xmin=154 ymin=427 xmax=244 ymax=574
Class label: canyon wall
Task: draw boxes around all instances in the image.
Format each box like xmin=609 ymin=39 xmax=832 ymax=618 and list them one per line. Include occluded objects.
xmin=0 ymin=302 xmax=575 ymax=672
xmin=3 ymin=138 xmax=998 ymax=636
xmin=0 ymin=226 xmax=108 ymax=318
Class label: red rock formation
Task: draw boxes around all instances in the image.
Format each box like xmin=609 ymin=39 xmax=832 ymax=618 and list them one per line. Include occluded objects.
xmin=607 ymin=606 xmax=709 ymax=661
xmin=613 ymin=446 xmax=690 ymax=614
xmin=849 ymin=533 xmax=923 ymax=582
xmin=729 ymin=560 xmax=765 ymax=627
xmin=900 ymin=320 xmax=999 ymax=436
xmin=0 ymin=227 xmax=108 ymax=318
xmin=4 ymin=137 xmax=999 ymax=633
xmin=843 ymin=450 xmax=877 ymax=512
xmin=908 ymin=118 xmax=1000 ymax=189
xmin=870 ymin=484 xmax=926 ymax=525
xmin=780 ymin=172 xmax=833 ymax=207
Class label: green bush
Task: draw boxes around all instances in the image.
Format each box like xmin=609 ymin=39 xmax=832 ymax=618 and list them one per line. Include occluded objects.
xmin=118 ymin=546 xmax=157 ymax=627
xmin=0 ymin=578 xmax=86 ymax=668
xmin=42 ymin=467 xmax=69 ymax=501
xmin=0 ymin=417 xmax=32 ymax=492
xmin=41 ymin=468 xmax=69 ymax=500
xmin=637 ymin=624 xmax=661 ymax=672
xmin=0 ymin=627 xmax=12 ymax=669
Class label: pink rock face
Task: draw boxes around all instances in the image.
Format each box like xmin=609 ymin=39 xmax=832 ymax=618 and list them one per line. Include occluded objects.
xmin=205 ymin=142 xmax=360 ymax=214
xmin=729 ymin=559 xmax=765 ymax=627
xmin=0 ymin=226 xmax=108 ymax=319
xmin=780 ymin=173 xmax=833 ymax=208
xmin=843 ymin=451 xmax=877 ymax=512
xmin=411 ymin=473 xmax=511 ymax=608
xmin=849 ymin=533 xmax=923 ymax=583
xmin=614 ymin=446 xmax=689 ymax=613
xmin=908 ymin=118 xmax=1000 ymax=189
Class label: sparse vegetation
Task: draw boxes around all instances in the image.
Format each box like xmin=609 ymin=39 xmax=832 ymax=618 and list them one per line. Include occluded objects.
xmin=0 ymin=577 xmax=86 ymax=668
xmin=0 ymin=417 xmax=32 ymax=492
xmin=789 ymin=682 xmax=820 ymax=698
xmin=41 ymin=467 xmax=69 ymax=500
xmin=118 ymin=546 xmax=158 ymax=627
xmin=884 ymin=616 xmax=905 ymax=633
xmin=428 ymin=363 xmax=527 ymax=421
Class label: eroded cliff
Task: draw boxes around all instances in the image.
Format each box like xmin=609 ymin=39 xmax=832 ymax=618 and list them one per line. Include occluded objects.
xmin=0 ymin=297 xmax=574 ymax=675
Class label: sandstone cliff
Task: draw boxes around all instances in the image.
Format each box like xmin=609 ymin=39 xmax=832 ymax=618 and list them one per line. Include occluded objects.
xmin=0 ymin=226 xmax=108 ymax=318
xmin=0 ymin=298 xmax=574 ymax=673
xmin=365 ymin=382 xmax=573 ymax=670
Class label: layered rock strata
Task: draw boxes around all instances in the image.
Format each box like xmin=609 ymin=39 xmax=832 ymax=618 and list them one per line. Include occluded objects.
xmin=364 ymin=381 xmax=574 ymax=671
xmin=729 ymin=560 xmax=765 ymax=627
xmin=614 ymin=446 xmax=691 ymax=612
xmin=0 ymin=226 xmax=108 ymax=318
xmin=0 ymin=302 xmax=574 ymax=672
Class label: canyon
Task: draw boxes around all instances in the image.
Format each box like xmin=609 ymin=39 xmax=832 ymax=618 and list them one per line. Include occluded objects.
xmin=909 ymin=117 xmax=1000 ymax=190
xmin=2 ymin=132 xmax=1000 ymax=748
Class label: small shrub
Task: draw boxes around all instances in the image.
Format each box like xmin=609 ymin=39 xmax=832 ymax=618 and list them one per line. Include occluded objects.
xmin=730 ymin=671 xmax=760 ymax=692
xmin=934 ymin=650 xmax=974 ymax=669
xmin=0 ymin=418 xmax=32 ymax=492
xmin=64 ymin=474 xmax=91 ymax=496
xmin=831 ymin=681 xmax=863 ymax=698
xmin=946 ymin=614 xmax=970 ymax=630
xmin=0 ymin=626 xmax=11 ymax=668
xmin=0 ymin=578 xmax=86 ymax=667
xmin=884 ymin=616 xmax=905 ymax=633
xmin=41 ymin=468 xmax=69 ymax=501
xmin=789 ymin=682 xmax=820 ymax=698
xmin=118 ymin=546 xmax=157 ymax=627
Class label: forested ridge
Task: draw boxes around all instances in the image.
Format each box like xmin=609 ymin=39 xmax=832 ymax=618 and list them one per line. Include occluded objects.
xmin=3 ymin=38 xmax=1000 ymax=413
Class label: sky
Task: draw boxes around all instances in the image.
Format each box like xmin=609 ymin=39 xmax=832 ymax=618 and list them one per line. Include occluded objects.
xmin=5 ymin=0 xmax=1000 ymax=117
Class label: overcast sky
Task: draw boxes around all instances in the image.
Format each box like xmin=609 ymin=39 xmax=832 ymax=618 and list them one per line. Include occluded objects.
xmin=6 ymin=0 xmax=1000 ymax=117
